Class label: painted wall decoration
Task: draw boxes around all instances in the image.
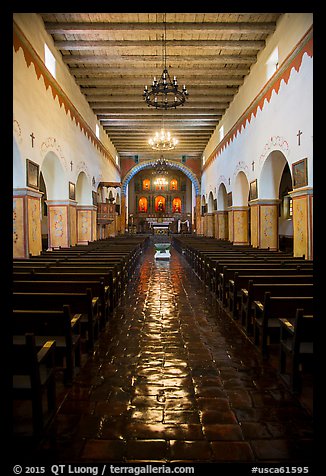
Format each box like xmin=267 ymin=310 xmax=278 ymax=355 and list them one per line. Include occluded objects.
xmin=13 ymin=197 xmax=25 ymax=257
xmin=48 ymin=205 xmax=68 ymax=248
xmin=69 ymin=205 xmax=77 ymax=246
xmin=250 ymin=205 xmax=259 ymax=248
xmin=28 ymin=196 xmax=42 ymax=255
xmin=260 ymin=205 xmax=278 ymax=250
xmin=293 ymin=196 xmax=308 ymax=257
xmin=233 ymin=209 xmax=248 ymax=244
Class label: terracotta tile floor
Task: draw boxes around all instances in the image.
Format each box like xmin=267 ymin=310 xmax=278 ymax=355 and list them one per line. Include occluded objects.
xmin=13 ymin=242 xmax=314 ymax=465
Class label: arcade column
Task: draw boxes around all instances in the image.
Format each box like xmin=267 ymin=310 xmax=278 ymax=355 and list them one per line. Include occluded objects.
xmin=249 ymin=199 xmax=280 ymax=250
xmin=195 ymin=195 xmax=201 ymax=235
xmin=13 ymin=187 xmax=42 ymax=257
xmin=76 ymin=205 xmax=97 ymax=245
xmin=46 ymin=200 xmax=79 ymax=249
xmin=290 ymin=187 xmax=313 ymax=259
xmin=120 ymin=193 xmax=127 ymax=235
xmin=228 ymin=206 xmax=249 ymax=245
xmin=217 ymin=211 xmax=228 ymax=240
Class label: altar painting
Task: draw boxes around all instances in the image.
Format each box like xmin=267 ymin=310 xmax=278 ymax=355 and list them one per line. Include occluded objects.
xmin=155 ymin=196 xmax=165 ymax=212
xmin=138 ymin=197 xmax=148 ymax=212
xmin=172 ymin=198 xmax=181 ymax=213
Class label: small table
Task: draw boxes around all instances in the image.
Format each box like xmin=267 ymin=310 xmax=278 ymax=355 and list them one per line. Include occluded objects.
xmin=154 ymin=243 xmax=171 ymax=260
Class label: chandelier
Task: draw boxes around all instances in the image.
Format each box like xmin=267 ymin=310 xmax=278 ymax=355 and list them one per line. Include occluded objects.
xmin=143 ymin=14 xmax=189 ymax=109
xmin=151 ymin=156 xmax=169 ymax=175
xmin=153 ymin=177 xmax=168 ymax=187
xmin=148 ymin=127 xmax=178 ymax=150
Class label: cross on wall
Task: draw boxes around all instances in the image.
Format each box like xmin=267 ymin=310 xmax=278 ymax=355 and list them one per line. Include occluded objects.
xmin=297 ymin=130 xmax=303 ymax=146
xmin=30 ymin=132 xmax=35 ymax=147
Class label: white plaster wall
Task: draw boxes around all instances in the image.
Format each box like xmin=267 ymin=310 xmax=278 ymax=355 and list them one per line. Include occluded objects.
xmin=201 ymin=51 xmax=313 ymax=202
xmin=13 ymin=13 xmax=121 ymax=195
xmin=203 ymin=13 xmax=313 ymax=163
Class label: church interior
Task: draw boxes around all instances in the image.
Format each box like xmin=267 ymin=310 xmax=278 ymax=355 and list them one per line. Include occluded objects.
xmin=11 ymin=12 xmax=314 ymax=468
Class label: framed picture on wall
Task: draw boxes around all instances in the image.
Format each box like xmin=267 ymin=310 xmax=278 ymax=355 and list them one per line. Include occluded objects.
xmin=292 ymin=158 xmax=308 ymax=189
xmin=249 ymin=179 xmax=258 ymax=200
xmin=69 ymin=181 xmax=76 ymax=200
xmin=92 ymin=191 xmax=97 ymax=205
xmin=26 ymin=159 xmax=39 ymax=189
xmin=227 ymin=192 xmax=232 ymax=207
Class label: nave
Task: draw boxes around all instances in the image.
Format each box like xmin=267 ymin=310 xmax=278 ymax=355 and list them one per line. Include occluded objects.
xmin=13 ymin=241 xmax=313 ymax=465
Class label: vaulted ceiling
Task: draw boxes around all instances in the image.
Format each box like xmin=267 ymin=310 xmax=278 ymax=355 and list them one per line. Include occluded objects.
xmin=39 ymin=13 xmax=283 ymax=161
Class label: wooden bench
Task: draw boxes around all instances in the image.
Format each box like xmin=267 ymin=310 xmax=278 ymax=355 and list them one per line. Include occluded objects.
xmin=34 ymin=265 xmax=119 ymax=310
xmin=240 ymin=281 xmax=314 ymax=334
xmin=13 ymin=290 xmax=99 ymax=351
xmin=13 ymin=279 xmax=109 ymax=329
xmin=12 ymin=333 xmax=56 ymax=437
xmin=278 ymin=308 xmax=313 ymax=394
xmin=218 ymin=263 xmax=313 ymax=304
xmin=12 ymin=305 xmax=81 ymax=385
xmin=229 ymin=272 xmax=313 ymax=319
xmin=253 ymin=293 xmax=314 ymax=357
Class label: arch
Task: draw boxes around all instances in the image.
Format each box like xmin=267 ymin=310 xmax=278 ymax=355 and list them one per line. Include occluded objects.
xmin=217 ymin=183 xmax=228 ymax=211
xmin=13 ymin=137 xmax=24 ymax=188
xmin=259 ymin=150 xmax=288 ymax=199
xmin=233 ymin=171 xmax=249 ymax=206
xmin=41 ymin=151 xmax=66 ymax=200
xmin=207 ymin=191 xmax=214 ymax=213
xmin=122 ymin=159 xmax=200 ymax=195
xmin=76 ymin=171 xmax=92 ymax=205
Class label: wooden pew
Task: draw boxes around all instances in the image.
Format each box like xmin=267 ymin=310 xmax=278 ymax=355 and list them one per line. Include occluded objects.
xmin=229 ymin=272 xmax=313 ymax=319
xmin=13 ymin=279 xmax=109 ymax=328
xmin=12 ymin=333 xmax=56 ymax=437
xmin=278 ymin=308 xmax=313 ymax=394
xmin=241 ymin=282 xmax=313 ymax=335
xmin=12 ymin=305 xmax=81 ymax=385
xmin=12 ymin=290 xmax=99 ymax=351
xmin=218 ymin=263 xmax=313 ymax=304
xmin=253 ymin=293 xmax=313 ymax=357
xmin=13 ymin=270 xmax=117 ymax=314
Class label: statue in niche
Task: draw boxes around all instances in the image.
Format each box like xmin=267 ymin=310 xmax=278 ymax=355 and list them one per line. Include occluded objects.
xmin=157 ymin=199 xmax=164 ymax=212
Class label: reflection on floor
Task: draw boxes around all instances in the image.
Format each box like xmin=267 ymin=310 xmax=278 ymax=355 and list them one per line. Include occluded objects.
xmin=12 ymin=244 xmax=314 ymax=464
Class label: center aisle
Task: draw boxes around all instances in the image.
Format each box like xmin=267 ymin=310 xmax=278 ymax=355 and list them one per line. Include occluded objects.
xmin=40 ymin=242 xmax=313 ymax=464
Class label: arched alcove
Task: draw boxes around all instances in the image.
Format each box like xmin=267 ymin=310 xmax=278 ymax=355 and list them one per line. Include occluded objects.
xmin=207 ymin=191 xmax=214 ymax=213
xmin=41 ymin=151 xmax=66 ymax=200
xmin=217 ymin=183 xmax=228 ymax=211
xmin=259 ymin=150 xmax=287 ymax=199
xmin=233 ymin=171 xmax=249 ymax=206
xmin=76 ymin=171 xmax=92 ymax=205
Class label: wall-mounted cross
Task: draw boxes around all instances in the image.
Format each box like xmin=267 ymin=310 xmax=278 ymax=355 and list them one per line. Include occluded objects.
xmin=252 ymin=160 xmax=255 ymax=171
xmin=297 ymin=130 xmax=303 ymax=146
xmin=70 ymin=161 xmax=73 ymax=171
xmin=30 ymin=132 xmax=35 ymax=147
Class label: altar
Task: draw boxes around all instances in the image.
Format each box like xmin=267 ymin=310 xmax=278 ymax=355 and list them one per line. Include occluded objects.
xmin=152 ymin=224 xmax=169 ymax=235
